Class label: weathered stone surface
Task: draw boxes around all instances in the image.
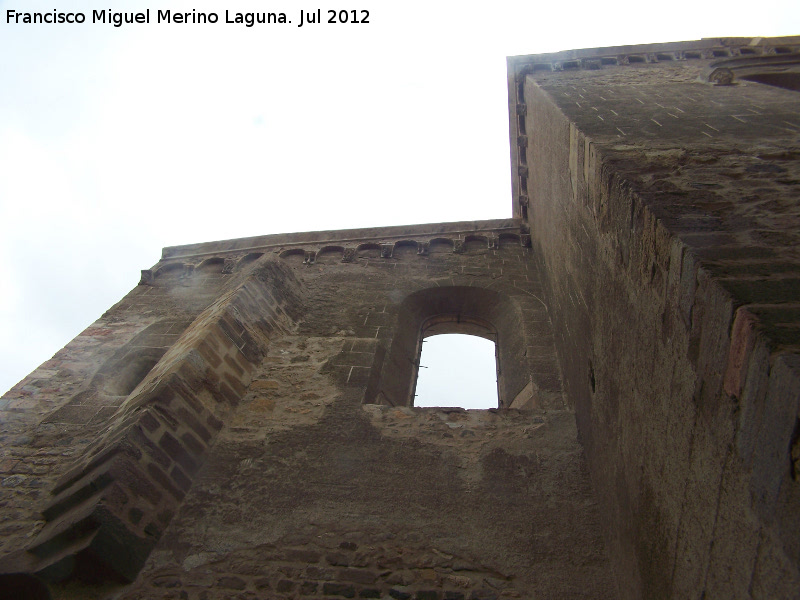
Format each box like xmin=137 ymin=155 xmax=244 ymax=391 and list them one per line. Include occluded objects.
xmin=509 ymin=34 xmax=800 ymax=600
xmin=1 ymin=34 xmax=799 ymax=600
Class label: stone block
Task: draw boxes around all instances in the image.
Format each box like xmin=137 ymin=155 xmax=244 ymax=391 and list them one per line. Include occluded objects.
xmin=323 ymin=583 xmax=357 ymax=598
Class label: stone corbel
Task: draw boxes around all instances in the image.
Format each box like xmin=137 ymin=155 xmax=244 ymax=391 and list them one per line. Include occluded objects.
xmin=702 ymin=53 xmax=800 ymax=87
xmin=708 ymin=67 xmax=735 ymax=86
xmin=342 ymin=247 xmax=357 ymax=263
xmin=139 ymin=270 xmax=154 ymax=286
xmin=380 ymin=244 xmax=394 ymax=259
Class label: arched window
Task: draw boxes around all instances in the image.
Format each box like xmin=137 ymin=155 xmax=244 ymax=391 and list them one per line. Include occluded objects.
xmin=369 ymin=286 xmax=532 ymax=409
xmin=414 ymin=334 xmax=499 ymax=409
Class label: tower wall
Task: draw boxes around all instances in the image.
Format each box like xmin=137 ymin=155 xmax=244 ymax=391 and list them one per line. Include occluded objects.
xmin=509 ymin=36 xmax=800 ymax=599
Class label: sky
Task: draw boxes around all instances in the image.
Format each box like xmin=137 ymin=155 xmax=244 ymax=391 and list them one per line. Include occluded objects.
xmin=1 ymin=0 xmax=798 ymax=398
xmin=415 ymin=335 xmax=498 ymax=409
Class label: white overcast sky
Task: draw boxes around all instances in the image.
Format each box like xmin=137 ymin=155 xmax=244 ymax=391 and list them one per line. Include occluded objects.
xmin=416 ymin=335 xmax=498 ymax=408
xmin=1 ymin=0 xmax=797 ymax=397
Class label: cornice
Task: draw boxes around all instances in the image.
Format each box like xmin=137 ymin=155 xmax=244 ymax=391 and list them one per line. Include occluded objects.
xmin=506 ymin=36 xmax=800 ymax=218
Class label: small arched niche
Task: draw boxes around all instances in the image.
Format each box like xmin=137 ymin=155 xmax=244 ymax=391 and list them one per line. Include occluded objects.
xmin=154 ymin=262 xmax=184 ymax=279
xmin=197 ymin=257 xmax=225 ymax=273
xmin=104 ymin=348 xmax=166 ymax=397
xmin=316 ymin=246 xmax=344 ymax=264
xmin=237 ymin=252 xmax=265 ymax=271
xmin=357 ymin=243 xmax=381 ymax=259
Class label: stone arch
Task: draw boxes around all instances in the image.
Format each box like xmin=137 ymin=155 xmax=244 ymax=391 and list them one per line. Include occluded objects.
xmin=356 ymin=243 xmax=381 ymax=258
xmin=369 ymin=284 xmax=533 ymax=409
xmin=464 ymin=234 xmax=488 ymax=253
xmin=316 ymin=245 xmax=344 ymax=263
xmin=197 ymin=257 xmax=225 ymax=273
xmin=279 ymin=248 xmax=305 ymax=265
xmin=279 ymin=248 xmax=304 ymax=259
xmin=703 ymin=53 xmax=800 ymax=91
xmin=103 ymin=348 xmax=166 ymax=397
xmin=236 ymin=252 xmax=264 ymax=270
xmin=154 ymin=262 xmax=185 ymax=279
xmin=393 ymin=240 xmax=418 ymax=257
xmin=428 ymin=238 xmax=454 ymax=254
xmin=499 ymin=232 xmax=521 ymax=246
xmin=92 ymin=320 xmax=179 ymax=398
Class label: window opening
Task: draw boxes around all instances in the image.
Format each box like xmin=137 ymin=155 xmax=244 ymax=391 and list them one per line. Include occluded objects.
xmin=414 ymin=334 xmax=499 ymax=409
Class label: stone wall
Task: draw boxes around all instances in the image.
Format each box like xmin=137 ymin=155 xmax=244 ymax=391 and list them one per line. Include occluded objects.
xmin=510 ymin=37 xmax=800 ymax=600
xmin=3 ymin=35 xmax=799 ymax=600
xmin=0 ymin=261 xmax=231 ymax=559
xmin=0 ymin=220 xmax=616 ymax=599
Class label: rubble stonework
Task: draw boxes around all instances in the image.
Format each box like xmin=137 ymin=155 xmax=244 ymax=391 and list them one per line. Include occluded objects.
xmin=1 ymin=36 xmax=799 ymax=599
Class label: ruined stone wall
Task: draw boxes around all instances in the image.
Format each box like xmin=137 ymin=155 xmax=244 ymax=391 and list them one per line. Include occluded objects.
xmin=0 ymin=259 xmax=234 ymax=558
xmin=509 ymin=37 xmax=800 ymax=600
xmin=4 ymin=35 xmax=799 ymax=600
xmin=0 ymin=220 xmax=616 ymax=599
xmin=0 ymin=251 xmax=303 ymax=585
